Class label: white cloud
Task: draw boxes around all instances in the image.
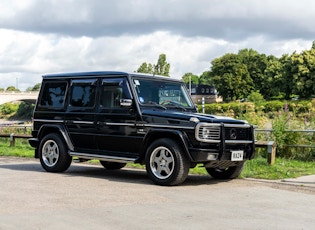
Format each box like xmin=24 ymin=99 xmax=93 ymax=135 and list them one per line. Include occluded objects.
xmin=0 ymin=0 xmax=315 ymax=90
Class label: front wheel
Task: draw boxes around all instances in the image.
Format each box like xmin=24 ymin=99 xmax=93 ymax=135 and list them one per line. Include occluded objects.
xmin=145 ymin=138 xmax=189 ymax=186
xmin=38 ymin=133 xmax=72 ymax=172
xmin=206 ymin=162 xmax=245 ymax=179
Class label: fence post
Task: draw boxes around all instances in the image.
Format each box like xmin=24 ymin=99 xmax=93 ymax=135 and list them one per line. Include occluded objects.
xmin=10 ymin=133 xmax=15 ymax=147
xmin=267 ymin=141 xmax=277 ymax=165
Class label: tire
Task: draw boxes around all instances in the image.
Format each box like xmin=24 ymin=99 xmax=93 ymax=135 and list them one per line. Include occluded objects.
xmin=206 ymin=162 xmax=245 ymax=179
xmin=38 ymin=133 xmax=72 ymax=172
xmin=99 ymin=161 xmax=126 ymax=170
xmin=145 ymin=138 xmax=189 ymax=186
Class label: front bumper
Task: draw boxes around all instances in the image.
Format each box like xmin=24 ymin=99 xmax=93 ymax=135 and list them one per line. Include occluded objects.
xmin=188 ymin=142 xmax=255 ymax=162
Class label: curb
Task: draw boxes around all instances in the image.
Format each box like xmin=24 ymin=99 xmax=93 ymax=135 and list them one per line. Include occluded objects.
xmin=245 ymin=175 xmax=315 ymax=188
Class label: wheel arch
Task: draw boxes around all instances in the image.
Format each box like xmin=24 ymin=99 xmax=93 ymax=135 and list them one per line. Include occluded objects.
xmin=138 ymin=129 xmax=193 ymax=164
xmin=37 ymin=124 xmax=74 ymax=154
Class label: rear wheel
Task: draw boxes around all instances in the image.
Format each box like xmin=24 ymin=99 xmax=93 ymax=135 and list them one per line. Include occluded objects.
xmin=99 ymin=161 xmax=126 ymax=170
xmin=145 ymin=138 xmax=189 ymax=186
xmin=206 ymin=162 xmax=245 ymax=179
xmin=38 ymin=133 xmax=72 ymax=172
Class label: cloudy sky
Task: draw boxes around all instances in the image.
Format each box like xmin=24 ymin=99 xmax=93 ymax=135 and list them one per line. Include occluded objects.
xmin=1 ymin=0 xmax=315 ymax=91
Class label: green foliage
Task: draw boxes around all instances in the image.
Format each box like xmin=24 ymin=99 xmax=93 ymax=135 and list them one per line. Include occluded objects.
xmin=271 ymin=103 xmax=315 ymax=160
xmin=6 ymin=86 xmax=20 ymax=91
xmin=182 ymin=73 xmax=199 ymax=84
xmin=210 ymin=53 xmax=253 ymax=101
xmin=136 ymin=54 xmax=170 ymax=76
xmin=262 ymin=100 xmax=285 ymax=113
xmin=247 ymin=91 xmax=265 ymax=105
xmin=198 ymin=71 xmax=212 ymax=84
xmin=0 ymin=138 xmax=33 ymax=158
xmin=238 ymin=49 xmax=268 ymax=93
xmin=198 ymin=99 xmax=315 ymax=160
xmin=154 ymin=54 xmax=170 ymax=76
xmin=137 ymin=62 xmax=154 ymax=74
xmin=290 ymin=49 xmax=315 ymax=99
xmin=0 ymin=126 xmax=32 ymax=135
xmin=0 ymin=102 xmax=34 ymax=119
xmin=16 ymin=102 xmax=35 ymax=119
xmin=0 ymin=103 xmax=19 ymax=116
xmin=136 ymin=43 xmax=315 ymax=101
xmin=241 ymin=156 xmax=315 ymax=179
xmin=197 ymin=44 xmax=315 ymax=102
xmin=200 ymin=102 xmax=256 ymax=118
xmin=26 ymin=83 xmax=41 ymax=91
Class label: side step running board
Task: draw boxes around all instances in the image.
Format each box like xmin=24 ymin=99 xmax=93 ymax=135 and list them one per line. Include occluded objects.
xmin=69 ymin=152 xmax=137 ymax=163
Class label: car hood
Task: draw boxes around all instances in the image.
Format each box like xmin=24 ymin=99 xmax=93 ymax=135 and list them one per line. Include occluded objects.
xmin=141 ymin=109 xmax=247 ymax=124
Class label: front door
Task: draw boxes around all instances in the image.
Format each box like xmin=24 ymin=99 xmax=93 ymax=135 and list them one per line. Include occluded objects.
xmin=95 ymin=77 xmax=142 ymax=158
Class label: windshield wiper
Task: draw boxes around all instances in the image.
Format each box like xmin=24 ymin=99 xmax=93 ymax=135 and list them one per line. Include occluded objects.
xmin=162 ymin=101 xmax=187 ymax=111
xmin=172 ymin=105 xmax=187 ymax=111
xmin=147 ymin=101 xmax=167 ymax=110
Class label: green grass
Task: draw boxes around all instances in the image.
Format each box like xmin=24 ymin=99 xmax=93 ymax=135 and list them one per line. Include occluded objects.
xmin=241 ymin=156 xmax=315 ymax=180
xmin=1 ymin=138 xmax=315 ymax=180
xmin=0 ymin=138 xmax=34 ymax=157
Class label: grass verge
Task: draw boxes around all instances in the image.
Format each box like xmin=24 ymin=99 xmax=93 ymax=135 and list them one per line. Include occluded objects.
xmin=1 ymin=138 xmax=315 ymax=180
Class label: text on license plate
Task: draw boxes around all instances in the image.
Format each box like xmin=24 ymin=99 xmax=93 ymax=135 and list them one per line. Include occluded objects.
xmin=231 ymin=150 xmax=244 ymax=161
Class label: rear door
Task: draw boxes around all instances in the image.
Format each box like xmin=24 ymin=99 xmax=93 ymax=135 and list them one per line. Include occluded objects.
xmin=65 ymin=78 xmax=98 ymax=152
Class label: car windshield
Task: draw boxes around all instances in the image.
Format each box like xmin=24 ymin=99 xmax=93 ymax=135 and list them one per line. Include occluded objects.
xmin=132 ymin=77 xmax=194 ymax=109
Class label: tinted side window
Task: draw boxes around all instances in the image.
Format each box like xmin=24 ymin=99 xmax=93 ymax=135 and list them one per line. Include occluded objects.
xmin=70 ymin=79 xmax=97 ymax=108
xmin=100 ymin=78 xmax=131 ymax=109
xmin=39 ymin=81 xmax=67 ymax=108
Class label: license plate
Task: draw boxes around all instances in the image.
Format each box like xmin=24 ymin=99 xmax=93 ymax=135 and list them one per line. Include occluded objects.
xmin=231 ymin=150 xmax=244 ymax=161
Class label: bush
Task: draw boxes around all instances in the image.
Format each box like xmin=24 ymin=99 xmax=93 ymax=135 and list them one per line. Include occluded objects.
xmin=271 ymin=103 xmax=315 ymax=160
xmin=262 ymin=100 xmax=285 ymax=113
xmin=0 ymin=103 xmax=19 ymax=116
xmin=16 ymin=102 xmax=35 ymax=119
xmin=0 ymin=102 xmax=35 ymax=119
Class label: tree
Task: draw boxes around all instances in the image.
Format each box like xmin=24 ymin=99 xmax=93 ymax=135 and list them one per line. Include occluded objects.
xmin=238 ymin=49 xmax=268 ymax=93
xmin=136 ymin=54 xmax=170 ymax=76
xmin=181 ymin=73 xmax=199 ymax=84
xmin=26 ymin=83 xmax=41 ymax=92
xmin=263 ymin=55 xmax=286 ymax=100
xmin=199 ymin=71 xmax=212 ymax=84
xmin=210 ymin=53 xmax=253 ymax=101
xmin=154 ymin=54 xmax=170 ymax=76
xmin=6 ymin=86 xmax=20 ymax=91
xmin=290 ymin=49 xmax=315 ymax=99
xmin=247 ymin=90 xmax=265 ymax=104
xmin=137 ymin=62 xmax=154 ymax=74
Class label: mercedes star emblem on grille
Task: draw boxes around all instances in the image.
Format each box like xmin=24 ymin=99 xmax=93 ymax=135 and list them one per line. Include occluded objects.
xmin=229 ymin=128 xmax=237 ymax=140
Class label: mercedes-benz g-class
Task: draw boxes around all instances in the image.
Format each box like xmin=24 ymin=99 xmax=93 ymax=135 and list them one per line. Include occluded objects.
xmin=29 ymin=71 xmax=255 ymax=186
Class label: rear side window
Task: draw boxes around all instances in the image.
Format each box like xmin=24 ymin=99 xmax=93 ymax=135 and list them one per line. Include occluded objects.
xmin=69 ymin=79 xmax=97 ymax=108
xmin=39 ymin=81 xmax=67 ymax=108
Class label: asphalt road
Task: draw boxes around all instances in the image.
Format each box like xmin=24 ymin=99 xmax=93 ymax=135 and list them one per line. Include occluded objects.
xmin=0 ymin=157 xmax=314 ymax=230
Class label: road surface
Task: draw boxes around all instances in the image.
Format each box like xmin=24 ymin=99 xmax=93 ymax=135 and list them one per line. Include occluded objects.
xmin=0 ymin=157 xmax=314 ymax=230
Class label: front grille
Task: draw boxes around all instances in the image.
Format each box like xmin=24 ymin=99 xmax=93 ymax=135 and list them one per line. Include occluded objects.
xmin=195 ymin=123 xmax=252 ymax=143
xmin=224 ymin=127 xmax=250 ymax=140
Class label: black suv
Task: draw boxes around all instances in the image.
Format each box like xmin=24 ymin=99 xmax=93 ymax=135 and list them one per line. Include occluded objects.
xmin=29 ymin=71 xmax=255 ymax=186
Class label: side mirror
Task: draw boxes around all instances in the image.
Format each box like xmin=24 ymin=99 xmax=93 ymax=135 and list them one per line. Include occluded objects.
xmin=120 ymin=99 xmax=133 ymax=107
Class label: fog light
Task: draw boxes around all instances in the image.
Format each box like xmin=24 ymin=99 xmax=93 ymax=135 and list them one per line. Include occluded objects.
xmin=207 ymin=154 xmax=217 ymax=160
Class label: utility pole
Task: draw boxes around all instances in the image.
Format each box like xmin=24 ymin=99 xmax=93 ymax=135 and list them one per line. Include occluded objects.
xmin=189 ymin=75 xmax=191 ymax=95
